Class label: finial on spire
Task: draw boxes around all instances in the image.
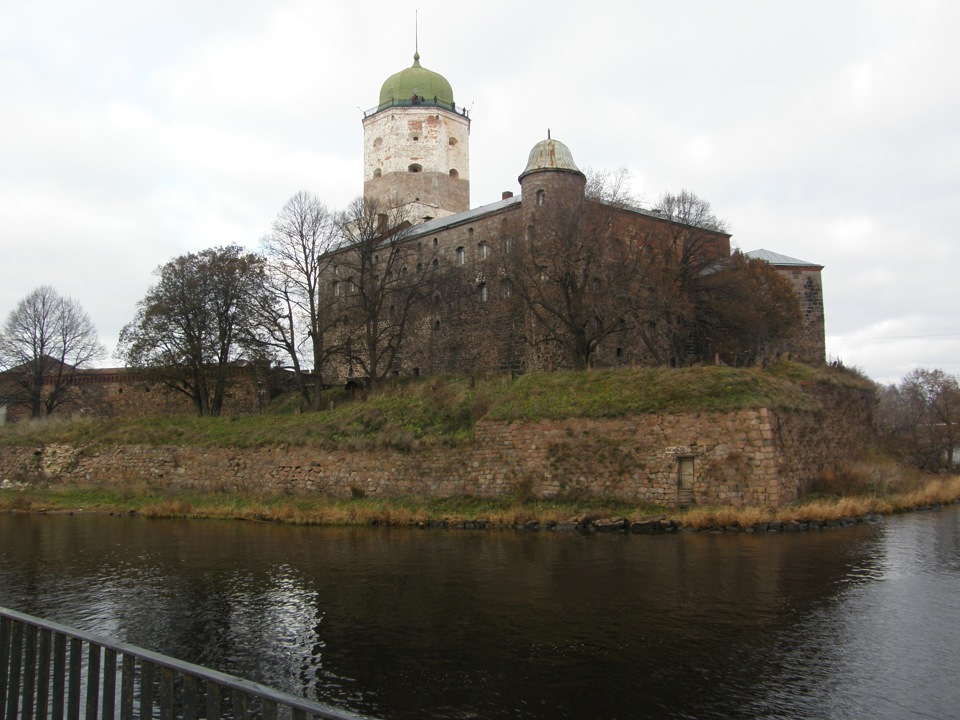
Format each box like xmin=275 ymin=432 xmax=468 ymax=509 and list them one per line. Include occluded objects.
xmin=413 ymin=10 xmax=421 ymax=65
xmin=548 ymin=128 xmax=551 ymax=140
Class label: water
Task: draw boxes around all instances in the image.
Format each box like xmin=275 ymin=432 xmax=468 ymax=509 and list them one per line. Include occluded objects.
xmin=1 ymin=508 xmax=958 ymax=719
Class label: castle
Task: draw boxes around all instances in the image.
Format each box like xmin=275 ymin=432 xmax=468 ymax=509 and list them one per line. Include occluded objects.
xmin=323 ymin=51 xmax=825 ymax=384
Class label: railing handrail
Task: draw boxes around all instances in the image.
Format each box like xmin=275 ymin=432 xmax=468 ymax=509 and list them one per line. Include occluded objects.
xmin=363 ymin=98 xmax=469 ymax=119
xmin=1 ymin=606 xmax=370 ymax=720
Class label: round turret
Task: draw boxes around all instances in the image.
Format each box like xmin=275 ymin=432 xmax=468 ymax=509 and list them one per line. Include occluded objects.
xmin=378 ymin=52 xmax=455 ymax=109
xmin=519 ymin=135 xmax=586 ymax=204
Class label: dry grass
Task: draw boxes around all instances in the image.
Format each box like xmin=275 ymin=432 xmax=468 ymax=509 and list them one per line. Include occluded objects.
xmin=678 ymin=475 xmax=960 ymax=530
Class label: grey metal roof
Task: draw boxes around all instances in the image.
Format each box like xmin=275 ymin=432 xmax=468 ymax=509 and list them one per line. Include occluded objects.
xmin=746 ymin=248 xmax=822 ymax=268
xmin=406 ymin=194 xmax=523 ymax=239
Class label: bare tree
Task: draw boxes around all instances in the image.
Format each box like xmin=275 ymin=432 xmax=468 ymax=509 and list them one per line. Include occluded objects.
xmin=332 ymin=196 xmax=437 ymax=392
xmin=118 ymin=246 xmax=268 ymax=417
xmin=879 ymin=368 xmax=960 ymax=470
xmin=258 ymin=191 xmax=339 ymax=409
xmin=647 ymin=189 xmax=734 ymax=365
xmin=502 ymin=170 xmax=650 ymax=370
xmin=0 ymin=286 xmax=104 ymax=418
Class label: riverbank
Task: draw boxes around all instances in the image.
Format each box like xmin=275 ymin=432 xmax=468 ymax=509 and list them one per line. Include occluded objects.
xmin=2 ymin=474 xmax=958 ymax=532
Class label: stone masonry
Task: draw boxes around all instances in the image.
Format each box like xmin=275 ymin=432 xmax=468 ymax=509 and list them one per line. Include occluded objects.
xmin=0 ymin=385 xmax=874 ymax=507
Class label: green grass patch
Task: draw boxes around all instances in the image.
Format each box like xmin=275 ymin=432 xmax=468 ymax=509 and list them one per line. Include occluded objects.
xmin=0 ymin=363 xmax=869 ymax=450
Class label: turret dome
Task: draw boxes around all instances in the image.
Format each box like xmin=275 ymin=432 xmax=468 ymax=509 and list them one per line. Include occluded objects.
xmin=378 ymin=52 xmax=455 ymax=108
xmin=518 ymin=135 xmax=584 ymax=182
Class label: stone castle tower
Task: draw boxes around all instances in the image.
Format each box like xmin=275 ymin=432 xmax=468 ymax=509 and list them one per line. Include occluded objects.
xmin=362 ymin=51 xmax=471 ymax=223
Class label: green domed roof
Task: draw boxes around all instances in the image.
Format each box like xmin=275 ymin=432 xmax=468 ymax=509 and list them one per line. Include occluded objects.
xmin=379 ymin=52 xmax=454 ymax=107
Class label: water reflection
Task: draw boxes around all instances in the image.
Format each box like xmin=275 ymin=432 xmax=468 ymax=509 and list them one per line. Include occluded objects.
xmin=0 ymin=509 xmax=958 ymax=719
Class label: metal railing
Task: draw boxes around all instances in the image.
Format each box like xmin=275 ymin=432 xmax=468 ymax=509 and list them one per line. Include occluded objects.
xmin=0 ymin=607 xmax=367 ymax=720
xmin=363 ymin=98 xmax=469 ymax=118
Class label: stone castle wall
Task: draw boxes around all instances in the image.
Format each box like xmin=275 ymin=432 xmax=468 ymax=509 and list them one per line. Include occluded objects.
xmin=0 ymin=386 xmax=875 ymax=507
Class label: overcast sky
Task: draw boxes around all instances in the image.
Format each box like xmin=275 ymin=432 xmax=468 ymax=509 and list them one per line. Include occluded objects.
xmin=2 ymin=0 xmax=958 ymax=385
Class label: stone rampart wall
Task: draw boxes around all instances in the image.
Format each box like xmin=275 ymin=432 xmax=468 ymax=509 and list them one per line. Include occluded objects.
xmin=0 ymin=389 xmax=876 ymax=507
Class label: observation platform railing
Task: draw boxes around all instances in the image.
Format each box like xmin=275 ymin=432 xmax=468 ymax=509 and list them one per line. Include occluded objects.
xmin=362 ymin=98 xmax=469 ymax=118
xmin=0 ymin=607 xmax=367 ymax=720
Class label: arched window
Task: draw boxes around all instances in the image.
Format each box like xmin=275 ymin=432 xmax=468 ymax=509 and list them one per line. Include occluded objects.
xmin=456 ymin=247 xmax=465 ymax=266
xmin=477 ymin=241 xmax=489 ymax=260
xmin=478 ymin=283 xmax=488 ymax=303
xmin=500 ymin=279 xmax=512 ymax=298
xmin=449 ymin=169 xmax=459 ymax=179
xmin=408 ymin=164 xmax=423 ymax=173
xmin=448 ymin=137 xmax=458 ymax=146
xmin=432 ymin=258 xmax=439 ymax=270
xmin=416 ymin=262 xmax=423 ymax=274
xmin=372 ymin=168 xmax=382 ymax=178
xmin=433 ymin=319 xmax=441 ymax=332
xmin=536 ymin=189 xmax=545 ymax=206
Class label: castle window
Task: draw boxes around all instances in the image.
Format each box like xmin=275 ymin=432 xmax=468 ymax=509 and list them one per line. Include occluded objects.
xmin=416 ymin=262 xmax=423 ymax=274
xmin=408 ymin=164 xmax=423 ymax=173
xmin=536 ymin=189 xmax=545 ymax=206
xmin=433 ymin=237 xmax=439 ymax=248
xmin=348 ymin=277 xmax=356 ymax=293
xmin=479 ymin=283 xmax=488 ymax=303
xmin=448 ymin=137 xmax=458 ymax=146
xmin=434 ymin=319 xmax=441 ymax=332
xmin=374 ymin=137 xmax=383 ymax=148
xmin=373 ymin=168 xmax=382 ymax=178
xmin=500 ymin=279 xmax=512 ymax=298
xmin=449 ymin=169 xmax=459 ymax=179
xmin=413 ymin=136 xmax=419 ymax=141
xmin=332 ymin=280 xmax=340 ymax=297
xmin=456 ymin=247 xmax=465 ymax=266
xmin=502 ymin=237 xmax=512 ymax=253
xmin=477 ymin=241 xmax=488 ymax=260
xmin=432 ymin=258 xmax=439 ymax=270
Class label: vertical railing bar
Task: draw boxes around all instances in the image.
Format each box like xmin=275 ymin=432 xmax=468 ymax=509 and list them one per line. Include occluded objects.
xmin=206 ymin=682 xmax=221 ymax=720
xmin=159 ymin=667 xmax=174 ymax=720
xmin=37 ymin=628 xmax=52 ymax=720
xmin=100 ymin=649 xmax=116 ymax=720
xmin=6 ymin=621 xmax=24 ymax=720
xmin=84 ymin=644 xmax=101 ymax=720
xmin=67 ymin=637 xmax=82 ymax=720
xmin=232 ymin=689 xmax=249 ymax=720
xmin=0 ymin=616 xmax=11 ymax=716
xmin=52 ymin=633 xmax=66 ymax=720
xmin=119 ymin=655 xmax=134 ymax=720
xmin=181 ymin=675 xmax=199 ymax=720
xmin=140 ymin=660 xmax=154 ymax=720
xmin=22 ymin=623 xmax=39 ymax=720
xmin=262 ymin=698 xmax=278 ymax=720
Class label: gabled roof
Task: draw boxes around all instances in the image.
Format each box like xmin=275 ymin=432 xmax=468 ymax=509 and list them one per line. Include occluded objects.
xmin=746 ymin=249 xmax=822 ymax=269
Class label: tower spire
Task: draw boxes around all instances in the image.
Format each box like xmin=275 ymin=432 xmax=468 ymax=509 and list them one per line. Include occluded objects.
xmin=415 ymin=10 xmax=419 ymax=60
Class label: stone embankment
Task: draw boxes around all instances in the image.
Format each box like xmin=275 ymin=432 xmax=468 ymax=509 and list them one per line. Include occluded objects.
xmin=0 ymin=384 xmax=874 ymax=508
